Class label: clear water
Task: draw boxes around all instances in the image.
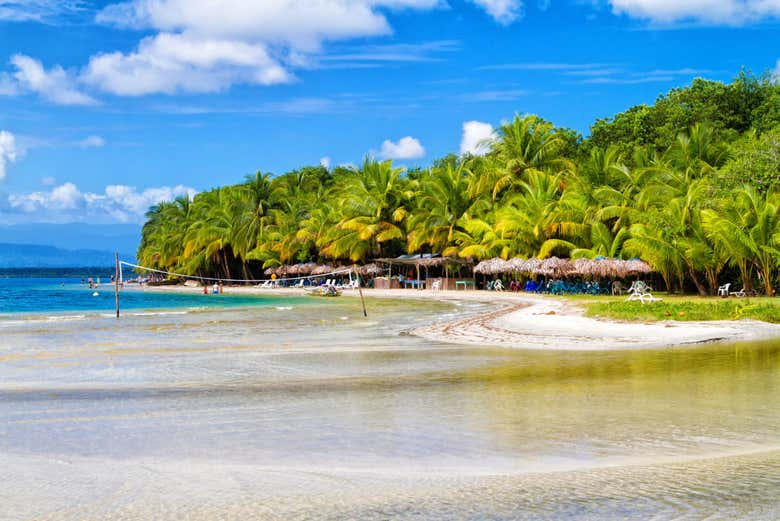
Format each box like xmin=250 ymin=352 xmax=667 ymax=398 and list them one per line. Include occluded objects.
xmin=0 ymin=277 xmax=307 ymax=315
xmin=0 ymin=290 xmax=779 ymax=520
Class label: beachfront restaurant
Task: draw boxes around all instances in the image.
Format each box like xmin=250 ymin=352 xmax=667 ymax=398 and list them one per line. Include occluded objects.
xmin=373 ymin=254 xmax=474 ymax=290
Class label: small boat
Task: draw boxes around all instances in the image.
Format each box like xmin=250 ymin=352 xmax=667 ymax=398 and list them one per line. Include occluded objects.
xmin=306 ymin=285 xmax=342 ymax=297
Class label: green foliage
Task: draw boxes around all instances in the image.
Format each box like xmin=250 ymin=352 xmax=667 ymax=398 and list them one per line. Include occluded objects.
xmin=584 ymin=297 xmax=780 ymax=324
xmin=137 ymin=71 xmax=780 ymax=294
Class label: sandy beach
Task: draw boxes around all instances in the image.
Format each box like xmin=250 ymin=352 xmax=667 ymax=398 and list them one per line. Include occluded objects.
xmin=135 ymin=285 xmax=780 ymax=350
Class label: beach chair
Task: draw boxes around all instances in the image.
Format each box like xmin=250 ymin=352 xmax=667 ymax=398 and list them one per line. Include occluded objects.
xmin=717 ymin=283 xmax=731 ymax=297
xmin=611 ymin=281 xmax=626 ymax=296
xmin=493 ymin=279 xmax=504 ymax=291
xmin=729 ymin=286 xmax=747 ymax=297
xmin=293 ymin=279 xmax=305 ymax=288
xmin=258 ymin=279 xmax=274 ymax=288
xmin=626 ymin=284 xmax=663 ymax=304
xmin=431 ymin=280 xmax=442 ymax=291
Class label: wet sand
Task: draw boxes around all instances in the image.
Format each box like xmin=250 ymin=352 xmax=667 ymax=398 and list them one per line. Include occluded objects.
xmin=140 ymin=285 xmax=780 ymax=350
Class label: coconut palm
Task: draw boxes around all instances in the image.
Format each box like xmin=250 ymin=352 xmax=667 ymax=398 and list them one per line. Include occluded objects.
xmin=406 ymin=161 xmax=476 ymax=254
xmin=322 ymin=158 xmax=409 ymax=261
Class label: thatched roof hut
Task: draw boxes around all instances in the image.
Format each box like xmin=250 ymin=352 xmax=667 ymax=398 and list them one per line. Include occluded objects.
xmin=359 ymin=263 xmax=385 ymax=276
xmin=311 ymin=264 xmax=335 ymax=275
xmin=625 ymin=259 xmax=652 ymax=275
xmin=473 ymin=257 xmax=512 ymax=275
xmin=533 ymin=257 xmax=575 ymax=277
xmin=572 ymin=257 xmax=653 ymax=278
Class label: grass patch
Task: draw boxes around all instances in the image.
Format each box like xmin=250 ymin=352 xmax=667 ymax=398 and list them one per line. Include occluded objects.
xmin=577 ymin=295 xmax=780 ymax=323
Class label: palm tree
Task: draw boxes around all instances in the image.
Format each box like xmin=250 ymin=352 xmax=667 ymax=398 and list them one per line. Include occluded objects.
xmin=703 ymin=186 xmax=780 ymax=295
xmin=407 ymin=161 xmax=476 ymax=254
xmin=322 ymin=158 xmax=409 ymax=261
xmin=473 ymin=114 xmax=571 ymax=199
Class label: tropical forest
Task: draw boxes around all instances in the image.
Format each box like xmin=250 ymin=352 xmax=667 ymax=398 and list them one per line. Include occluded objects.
xmin=138 ymin=72 xmax=780 ymax=295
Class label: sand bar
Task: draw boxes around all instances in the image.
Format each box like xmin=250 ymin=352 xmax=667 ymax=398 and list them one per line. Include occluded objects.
xmin=133 ymin=285 xmax=780 ymax=350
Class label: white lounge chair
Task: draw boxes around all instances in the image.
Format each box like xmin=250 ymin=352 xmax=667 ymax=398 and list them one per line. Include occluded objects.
xmin=493 ymin=279 xmax=504 ymax=291
xmin=431 ymin=280 xmax=442 ymax=291
xmin=729 ymin=286 xmax=747 ymax=297
xmin=717 ymin=283 xmax=731 ymax=297
xmin=626 ymin=280 xmax=662 ymax=304
xmin=293 ymin=279 xmax=305 ymax=288
xmin=258 ymin=279 xmax=274 ymax=288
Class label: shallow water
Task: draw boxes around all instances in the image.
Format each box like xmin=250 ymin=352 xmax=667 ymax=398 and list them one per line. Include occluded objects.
xmin=1 ymin=293 xmax=779 ymax=519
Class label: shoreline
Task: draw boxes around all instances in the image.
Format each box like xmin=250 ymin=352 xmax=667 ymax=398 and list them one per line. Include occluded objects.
xmin=131 ymin=285 xmax=780 ymax=350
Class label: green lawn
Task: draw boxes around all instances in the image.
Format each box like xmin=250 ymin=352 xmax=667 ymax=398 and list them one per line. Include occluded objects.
xmin=560 ymin=294 xmax=780 ymax=324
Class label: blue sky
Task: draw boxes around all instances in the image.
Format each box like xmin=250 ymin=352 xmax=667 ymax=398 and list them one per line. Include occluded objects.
xmin=0 ymin=0 xmax=779 ymax=226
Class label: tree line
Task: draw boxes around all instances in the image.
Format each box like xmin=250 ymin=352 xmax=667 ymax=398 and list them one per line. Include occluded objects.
xmin=138 ymin=71 xmax=780 ymax=295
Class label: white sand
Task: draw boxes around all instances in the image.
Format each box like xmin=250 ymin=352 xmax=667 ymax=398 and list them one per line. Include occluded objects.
xmin=133 ymin=285 xmax=780 ymax=350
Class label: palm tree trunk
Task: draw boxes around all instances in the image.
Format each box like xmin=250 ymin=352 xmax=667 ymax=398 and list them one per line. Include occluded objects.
xmin=688 ymin=268 xmax=708 ymax=296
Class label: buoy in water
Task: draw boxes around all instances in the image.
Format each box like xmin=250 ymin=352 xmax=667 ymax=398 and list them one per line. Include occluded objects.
xmin=92 ymin=292 xmax=99 ymax=297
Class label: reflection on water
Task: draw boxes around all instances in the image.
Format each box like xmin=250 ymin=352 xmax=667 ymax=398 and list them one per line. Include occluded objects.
xmin=1 ymin=296 xmax=779 ymax=519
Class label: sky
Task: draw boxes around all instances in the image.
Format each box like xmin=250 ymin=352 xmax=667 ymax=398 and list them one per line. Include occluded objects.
xmin=0 ymin=0 xmax=779 ymax=228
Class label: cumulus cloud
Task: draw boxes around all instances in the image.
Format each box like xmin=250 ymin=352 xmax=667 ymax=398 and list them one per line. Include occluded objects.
xmin=77 ymin=135 xmax=106 ymax=148
xmin=469 ymin=0 xmax=523 ymax=24
xmin=7 ymin=182 xmax=197 ymax=223
xmin=0 ymin=130 xmax=19 ymax=180
xmin=1 ymin=0 xmax=514 ymax=101
xmin=460 ymin=121 xmax=495 ymax=156
xmin=82 ymin=32 xmax=292 ymax=96
xmin=10 ymin=54 xmax=96 ymax=105
xmin=320 ymin=156 xmax=332 ymax=169
xmin=82 ymin=0 xmax=443 ymax=96
xmin=609 ymin=0 xmax=780 ymax=25
xmin=379 ymin=136 xmax=425 ymax=160
xmin=96 ymin=0 xmax=441 ymax=51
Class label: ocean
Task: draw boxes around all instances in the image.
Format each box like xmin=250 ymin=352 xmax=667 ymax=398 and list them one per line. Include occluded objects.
xmin=0 ymin=276 xmax=304 ymax=316
xmin=1 ymin=275 xmax=779 ymax=519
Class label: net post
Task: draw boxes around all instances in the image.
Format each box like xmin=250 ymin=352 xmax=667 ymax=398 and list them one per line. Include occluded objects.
xmin=115 ymin=252 xmax=120 ymax=319
xmin=355 ymin=270 xmax=367 ymax=317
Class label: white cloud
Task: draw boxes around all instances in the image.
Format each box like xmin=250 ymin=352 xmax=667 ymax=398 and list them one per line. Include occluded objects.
xmin=10 ymin=54 xmax=96 ymax=105
xmin=379 ymin=136 xmax=425 ymax=159
xmin=96 ymin=0 xmax=440 ymax=50
xmin=78 ymin=135 xmax=106 ymax=148
xmin=469 ymin=0 xmax=523 ymax=24
xmin=41 ymin=176 xmax=56 ymax=186
xmin=82 ymin=32 xmax=293 ymax=96
xmin=609 ymin=0 xmax=780 ymax=25
xmin=320 ymin=156 xmax=332 ymax=169
xmin=7 ymin=182 xmax=197 ymax=223
xmin=460 ymin=121 xmax=495 ymax=156
xmin=0 ymin=0 xmax=87 ymax=23
xmin=0 ymin=130 xmax=19 ymax=180
xmin=82 ymin=0 xmax=444 ymax=96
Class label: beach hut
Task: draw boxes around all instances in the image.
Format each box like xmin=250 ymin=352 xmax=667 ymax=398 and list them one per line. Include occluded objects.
xmin=533 ymin=257 xmax=575 ymax=277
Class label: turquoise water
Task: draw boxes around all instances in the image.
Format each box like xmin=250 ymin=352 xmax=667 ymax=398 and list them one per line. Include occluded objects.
xmin=0 ymin=277 xmax=304 ymax=315
xmin=1 ymin=283 xmax=779 ymax=519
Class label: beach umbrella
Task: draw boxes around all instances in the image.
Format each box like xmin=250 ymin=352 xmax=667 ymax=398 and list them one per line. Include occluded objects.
xmin=359 ymin=263 xmax=384 ymax=276
xmin=312 ymin=264 xmax=335 ymax=275
xmin=508 ymin=257 xmax=526 ymax=273
xmin=625 ymin=258 xmax=652 ymax=275
xmin=473 ymin=259 xmax=493 ymax=275
xmin=298 ymin=262 xmax=317 ymax=275
xmin=534 ymin=257 xmax=574 ymax=277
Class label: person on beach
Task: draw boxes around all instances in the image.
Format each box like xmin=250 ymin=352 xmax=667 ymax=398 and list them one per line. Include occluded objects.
xmin=203 ymin=285 xmax=208 ymax=295
xmin=212 ymin=283 xmax=219 ymax=295
xmin=218 ymin=283 xmax=224 ymax=294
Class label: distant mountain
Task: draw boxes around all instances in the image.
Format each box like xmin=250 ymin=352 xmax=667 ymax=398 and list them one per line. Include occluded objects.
xmin=0 ymin=243 xmax=135 ymax=268
xmin=0 ymin=223 xmax=140 ymax=253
